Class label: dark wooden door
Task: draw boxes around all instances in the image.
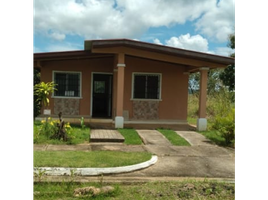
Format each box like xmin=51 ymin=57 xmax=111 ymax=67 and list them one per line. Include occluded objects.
xmin=92 ymin=74 xmax=113 ymax=118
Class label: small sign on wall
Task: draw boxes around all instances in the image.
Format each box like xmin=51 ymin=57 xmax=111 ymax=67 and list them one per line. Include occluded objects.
xmin=43 ymin=109 xmax=51 ymax=115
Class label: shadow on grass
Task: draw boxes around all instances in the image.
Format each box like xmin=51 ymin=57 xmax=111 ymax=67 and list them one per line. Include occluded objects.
xmin=198 ymin=130 xmax=233 ymax=147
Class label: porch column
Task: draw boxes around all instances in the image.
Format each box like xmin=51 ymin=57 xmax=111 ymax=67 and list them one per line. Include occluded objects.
xmin=197 ymin=67 xmax=209 ymax=131
xmin=115 ymin=53 xmax=125 ymax=128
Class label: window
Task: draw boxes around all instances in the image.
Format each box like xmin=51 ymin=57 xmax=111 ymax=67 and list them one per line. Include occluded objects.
xmin=132 ymin=73 xmax=161 ymax=100
xmin=94 ymin=81 xmax=105 ymax=94
xmin=53 ymin=71 xmax=81 ymax=97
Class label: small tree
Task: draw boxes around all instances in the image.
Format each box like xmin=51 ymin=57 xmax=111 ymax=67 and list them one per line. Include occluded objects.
xmin=220 ymin=33 xmax=235 ymax=92
xmin=34 ymin=81 xmax=57 ymax=139
xmin=34 ymin=81 xmax=57 ymax=109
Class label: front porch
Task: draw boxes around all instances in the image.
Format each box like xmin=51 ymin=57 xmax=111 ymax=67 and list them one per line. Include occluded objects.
xmin=35 ymin=116 xmax=195 ymax=130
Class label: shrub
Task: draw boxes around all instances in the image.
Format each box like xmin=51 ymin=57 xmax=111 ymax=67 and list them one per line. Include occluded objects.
xmin=34 ymin=81 xmax=57 ymax=108
xmin=79 ymin=117 xmax=86 ymax=129
xmin=38 ymin=118 xmax=58 ymax=139
xmin=212 ymin=108 xmax=235 ymax=146
xmin=188 ymin=89 xmax=234 ymax=122
xmin=38 ymin=117 xmax=74 ymax=140
xmin=188 ymin=94 xmax=199 ymax=118
xmin=207 ymin=89 xmax=234 ymax=118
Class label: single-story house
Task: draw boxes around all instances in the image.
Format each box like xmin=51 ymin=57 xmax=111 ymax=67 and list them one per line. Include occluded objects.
xmin=34 ymin=39 xmax=234 ymax=131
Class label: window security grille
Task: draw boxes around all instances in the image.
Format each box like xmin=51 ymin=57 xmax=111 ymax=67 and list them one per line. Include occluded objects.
xmin=54 ymin=72 xmax=80 ymax=97
xmin=133 ymin=74 xmax=160 ymax=99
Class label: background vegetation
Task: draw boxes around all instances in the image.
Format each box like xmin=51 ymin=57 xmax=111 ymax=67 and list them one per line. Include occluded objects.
xmin=188 ymin=33 xmax=235 ymax=147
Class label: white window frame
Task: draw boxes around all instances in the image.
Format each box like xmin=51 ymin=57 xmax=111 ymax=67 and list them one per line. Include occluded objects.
xmin=52 ymin=71 xmax=82 ymax=99
xmin=131 ymin=72 xmax=162 ymax=101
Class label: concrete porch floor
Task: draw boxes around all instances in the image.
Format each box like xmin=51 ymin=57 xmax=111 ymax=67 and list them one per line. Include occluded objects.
xmin=35 ymin=116 xmax=195 ymax=130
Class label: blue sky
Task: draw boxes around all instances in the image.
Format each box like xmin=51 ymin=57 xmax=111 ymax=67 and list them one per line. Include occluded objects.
xmin=34 ymin=0 xmax=235 ymax=56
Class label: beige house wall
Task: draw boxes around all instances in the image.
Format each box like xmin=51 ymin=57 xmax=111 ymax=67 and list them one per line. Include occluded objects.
xmin=39 ymin=55 xmax=189 ymax=121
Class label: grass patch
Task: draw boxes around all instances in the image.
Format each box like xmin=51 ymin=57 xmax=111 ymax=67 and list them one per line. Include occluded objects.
xmin=34 ymin=121 xmax=90 ymax=145
xmin=199 ymin=130 xmax=229 ymax=147
xmin=186 ymin=119 xmax=233 ymax=147
xmin=157 ymin=129 xmax=190 ymax=146
xmin=117 ymin=128 xmax=143 ymax=145
xmin=34 ymin=151 xmax=152 ymax=168
xmin=34 ymin=180 xmax=235 ymax=200
xmin=34 ymin=182 xmax=120 ymax=200
xmin=187 ymin=117 xmax=197 ymax=125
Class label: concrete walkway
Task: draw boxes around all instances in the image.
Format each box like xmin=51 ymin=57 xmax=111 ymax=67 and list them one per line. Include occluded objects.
xmin=34 ymin=130 xmax=235 ymax=181
xmin=175 ymin=131 xmax=214 ymax=146
xmin=127 ymin=130 xmax=235 ymax=178
xmin=137 ymin=130 xmax=172 ymax=146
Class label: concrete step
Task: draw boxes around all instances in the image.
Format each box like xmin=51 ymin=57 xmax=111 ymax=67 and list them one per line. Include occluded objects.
xmin=90 ymin=129 xmax=125 ymax=143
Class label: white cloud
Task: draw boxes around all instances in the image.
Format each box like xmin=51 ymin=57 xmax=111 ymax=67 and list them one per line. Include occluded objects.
xmin=164 ymin=34 xmax=209 ymax=53
xmin=153 ymin=34 xmax=235 ymax=56
xmin=116 ymin=0 xmax=213 ymax=27
xmin=34 ymin=0 xmax=142 ymax=39
xmin=153 ymin=38 xmax=162 ymax=45
xmin=36 ymin=42 xmax=83 ymax=52
xmin=36 ymin=33 xmax=234 ymax=56
xmin=34 ymin=0 xmax=234 ymax=42
xmin=49 ymin=31 xmax=66 ymax=41
xmin=195 ymin=0 xmax=235 ymax=42
xmin=214 ymin=47 xmax=235 ymax=57
xmin=153 ymin=33 xmax=235 ymax=56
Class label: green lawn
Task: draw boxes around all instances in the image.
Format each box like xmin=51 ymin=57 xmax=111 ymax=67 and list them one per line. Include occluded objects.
xmin=34 ymin=180 xmax=235 ymax=200
xmin=36 ymin=120 xmax=231 ymax=147
xmin=198 ymin=130 xmax=228 ymax=147
xmin=187 ymin=119 xmax=234 ymax=148
xmin=34 ymin=151 xmax=152 ymax=168
xmin=117 ymin=128 xmax=143 ymax=145
xmin=34 ymin=121 xmax=90 ymax=145
xmin=34 ymin=122 xmax=142 ymax=145
xmin=157 ymin=129 xmax=191 ymax=146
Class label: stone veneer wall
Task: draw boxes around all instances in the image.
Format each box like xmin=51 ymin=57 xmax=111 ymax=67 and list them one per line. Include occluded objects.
xmin=132 ymin=101 xmax=159 ymax=120
xmin=54 ymin=98 xmax=80 ymax=115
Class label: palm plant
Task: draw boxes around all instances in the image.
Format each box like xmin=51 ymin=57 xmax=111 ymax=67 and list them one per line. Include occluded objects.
xmin=34 ymin=81 xmax=57 ymax=109
xmin=34 ymin=81 xmax=57 ymax=138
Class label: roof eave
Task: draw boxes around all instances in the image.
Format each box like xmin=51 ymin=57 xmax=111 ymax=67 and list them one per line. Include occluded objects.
xmin=85 ymin=39 xmax=234 ymax=66
xmin=34 ymin=50 xmax=114 ymax=61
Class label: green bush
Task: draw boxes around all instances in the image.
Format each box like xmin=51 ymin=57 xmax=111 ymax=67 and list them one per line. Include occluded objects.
xmin=188 ymin=89 xmax=234 ymax=121
xmin=212 ymin=108 xmax=235 ymax=145
xmin=39 ymin=118 xmax=58 ymax=138
xmin=188 ymin=94 xmax=199 ymax=119
xmin=207 ymin=89 xmax=234 ymax=118
xmin=37 ymin=118 xmax=74 ymax=140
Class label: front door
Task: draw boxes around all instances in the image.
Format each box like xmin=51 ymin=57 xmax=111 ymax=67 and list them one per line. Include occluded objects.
xmin=92 ymin=74 xmax=113 ymax=118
